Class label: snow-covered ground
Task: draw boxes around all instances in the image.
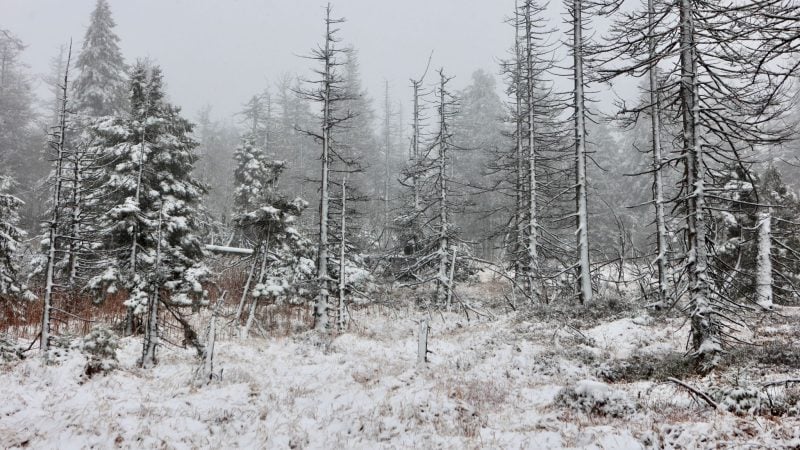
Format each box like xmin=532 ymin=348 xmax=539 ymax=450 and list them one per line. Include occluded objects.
xmin=2 ymin=292 xmax=800 ymax=449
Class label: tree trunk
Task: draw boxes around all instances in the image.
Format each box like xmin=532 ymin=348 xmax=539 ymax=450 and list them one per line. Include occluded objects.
xmin=573 ymin=0 xmax=592 ymax=304
xmin=141 ymin=205 xmax=164 ymax=368
xmin=436 ymin=72 xmax=449 ymax=307
xmin=681 ymin=0 xmax=718 ymax=370
xmin=314 ymin=7 xmax=333 ymax=331
xmin=234 ymin=247 xmax=260 ymax=325
xmin=383 ymin=81 xmax=391 ymax=241
xmin=417 ymin=319 xmax=429 ymax=364
xmin=648 ymin=0 xmax=669 ymax=307
xmin=42 ymin=43 xmax=73 ymax=357
xmin=524 ymin=1 xmax=540 ymax=301
xmin=411 ymin=80 xmax=422 ymax=214
xmin=755 ymin=210 xmax=773 ymax=310
xmin=514 ymin=4 xmax=526 ymax=289
xmin=337 ymin=178 xmax=347 ymax=332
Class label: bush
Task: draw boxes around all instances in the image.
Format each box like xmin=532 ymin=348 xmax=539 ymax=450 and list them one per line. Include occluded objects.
xmin=754 ymin=342 xmax=800 ymax=368
xmin=0 ymin=334 xmax=24 ymax=363
xmin=47 ymin=334 xmax=78 ymax=363
xmin=554 ymin=379 xmax=635 ymax=417
xmin=518 ymin=295 xmax=642 ymax=329
xmin=598 ymin=351 xmax=694 ymax=382
xmin=709 ymin=385 xmax=768 ymax=415
xmin=80 ymin=327 xmax=119 ymax=377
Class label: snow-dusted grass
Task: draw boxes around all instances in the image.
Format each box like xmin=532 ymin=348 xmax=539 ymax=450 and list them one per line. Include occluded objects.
xmin=2 ymin=291 xmax=800 ymax=449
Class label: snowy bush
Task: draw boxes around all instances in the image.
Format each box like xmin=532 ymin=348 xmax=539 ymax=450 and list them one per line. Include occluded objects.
xmin=80 ymin=327 xmax=119 ymax=377
xmin=46 ymin=334 xmax=79 ymax=363
xmin=755 ymin=342 xmax=800 ymax=368
xmin=598 ymin=351 xmax=693 ymax=382
xmin=708 ymin=385 xmax=768 ymax=415
xmin=554 ymin=379 xmax=635 ymax=417
xmin=767 ymin=384 xmax=800 ymax=417
xmin=0 ymin=334 xmax=24 ymax=363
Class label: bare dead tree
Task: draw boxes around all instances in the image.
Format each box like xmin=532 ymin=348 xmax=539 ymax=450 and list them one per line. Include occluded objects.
xmin=41 ymin=41 xmax=73 ymax=357
xmin=599 ymin=0 xmax=797 ymax=371
xmin=296 ymin=4 xmax=354 ymax=331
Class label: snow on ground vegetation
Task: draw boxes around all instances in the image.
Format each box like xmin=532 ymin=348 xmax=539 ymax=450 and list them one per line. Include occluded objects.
xmin=2 ymin=284 xmax=800 ymax=449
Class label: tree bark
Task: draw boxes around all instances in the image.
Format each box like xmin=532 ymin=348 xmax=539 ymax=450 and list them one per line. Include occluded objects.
xmin=573 ymin=0 xmax=592 ymax=304
xmin=755 ymin=210 xmax=773 ymax=310
xmin=648 ymin=0 xmax=669 ymax=307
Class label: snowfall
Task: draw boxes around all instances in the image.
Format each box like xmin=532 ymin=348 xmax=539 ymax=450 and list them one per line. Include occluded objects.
xmin=2 ymin=282 xmax=800 ymax=449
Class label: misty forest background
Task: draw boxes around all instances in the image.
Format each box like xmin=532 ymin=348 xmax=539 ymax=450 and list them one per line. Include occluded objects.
xmin=3 ymin=0 xmax=800 ymax=391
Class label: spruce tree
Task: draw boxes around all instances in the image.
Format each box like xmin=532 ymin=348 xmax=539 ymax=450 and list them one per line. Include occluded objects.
xmin=88 ymin=61 xmax=208 ymax=364
xmin=57 ymin=0 xmax=128 ymax=287
xmin=0 ymin=176 xmax=35 ymax=315
xmin=72 ymin=0 xmax=127 ymax=118
xmin=234 ymin=160 xmax=315 ymax=338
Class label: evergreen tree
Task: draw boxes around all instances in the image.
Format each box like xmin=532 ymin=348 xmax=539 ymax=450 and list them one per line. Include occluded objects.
xmin=231 ymin=128 xmax=277 ymax=247
xmin=233 ymin=136 xmax=273 ymax=220
xmin=273 ymin=74 xmax=316 ymax=208
xmin=759 ymin=166 xmax=800 ymax=306
xmin=233 ymin=160 xmax=315 ymax=337
xmin=88 ymin=62 xmax=208 ymax=364
xmin=72 ymin=0 xmax=127 ymax=118
xmin=453 ymin=70 xmax=505 ymax=259
xmin=0 ymin=30 xmax=46 ymax=232
xmin=193 ymin=105 xmax=238 ymax=235
xmin=0 ymin=176 xmax=35 ymax=316
xmin=57 ymin=0 xmax=127 ymax=287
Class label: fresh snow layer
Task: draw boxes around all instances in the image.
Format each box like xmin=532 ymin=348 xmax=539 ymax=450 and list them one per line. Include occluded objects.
xmin=1 ymin=309 xmax=799 ymax=449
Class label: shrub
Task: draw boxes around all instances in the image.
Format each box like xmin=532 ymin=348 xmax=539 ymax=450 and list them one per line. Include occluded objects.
xmin=47 ymin=334 xmax=78 ymax=363
xmin=598 ymin=351 xmax=694 ymax=382
xmin=0 ymin=333 xmax=24 ymax=363
xmin=80 ymin=327 xmax=119 ymax=377
xmin=709 ymin=385 xmax=769 ymax=415
xmin=554 ymin=379 xmax=635 ymax=417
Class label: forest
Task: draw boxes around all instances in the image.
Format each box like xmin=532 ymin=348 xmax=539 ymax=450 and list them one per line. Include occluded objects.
xmin=2 ymin=0 xmax=800 ymax=447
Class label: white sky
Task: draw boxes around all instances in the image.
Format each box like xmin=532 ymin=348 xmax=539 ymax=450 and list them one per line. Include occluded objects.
xmin=2 ymin=0 xmax=627 ymax=122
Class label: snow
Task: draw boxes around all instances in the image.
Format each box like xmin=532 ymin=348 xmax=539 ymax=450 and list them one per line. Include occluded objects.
xmin=584 ymin=317 xmax=680 ymax=358
xmin=2 ymin=304 xmax=800 ymax=448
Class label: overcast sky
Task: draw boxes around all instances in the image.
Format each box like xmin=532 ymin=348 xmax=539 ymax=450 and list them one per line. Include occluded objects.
xmin=2 ymin=0 xmax=625 ymax=123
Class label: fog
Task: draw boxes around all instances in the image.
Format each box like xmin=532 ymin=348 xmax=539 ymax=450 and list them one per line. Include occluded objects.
xmin=3 ymin=0 xmax=526 ymax=119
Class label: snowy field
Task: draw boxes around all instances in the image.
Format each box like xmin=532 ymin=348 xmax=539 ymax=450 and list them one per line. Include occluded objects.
xmin=2 ymin=286 xmax=800 ymax=449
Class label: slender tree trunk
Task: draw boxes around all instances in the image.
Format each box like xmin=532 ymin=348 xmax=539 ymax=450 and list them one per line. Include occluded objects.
xmin=42 ymin=43 xmax=73 ymax=357
xmin=648 ymin=0 xmax=668 ymax=307
xmin=417 ymin=319 xmax=429 ymax=364
xmin=126 ymin=107 xmax=148 ymax=336
xmin=337 ymin=178 xmax=347 ymax=332
xmin=573 ymin=0 xmax=592 ymax=304
xmin=446 ymin=246 xmax=458 ymax=311
xmin=755 ymin=210 xmax=773 ymax=310
xmin=234 ymin=247 xmax=260 ymax=325
xmin=141 ymin=204 xmax=163 ymax=368
xmin=411 ymin=80 xmax=422 ymax=214
xmin=524 ymin=2 xmax=539 ymax=300
xmin=67 ymin=152 xmax=81 ymax=287
xmin=680 ymin=0 xmax=717 ymax=369
xmin=514 ymin=4 xmax=526 ymax=287
xmin=436 ymin=73 xmax=449 ymax=306
xmin=243 ymin=237 xmax=270 ymax=339
xmin=314 ymin=9 xmax=333 ymax=331
xmin=384 ymin=81 xmax=391 ymax=239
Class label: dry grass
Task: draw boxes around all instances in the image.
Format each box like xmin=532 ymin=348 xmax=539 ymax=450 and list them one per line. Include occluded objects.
xmin=1 ymin=262 xmax=320 ymax=344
